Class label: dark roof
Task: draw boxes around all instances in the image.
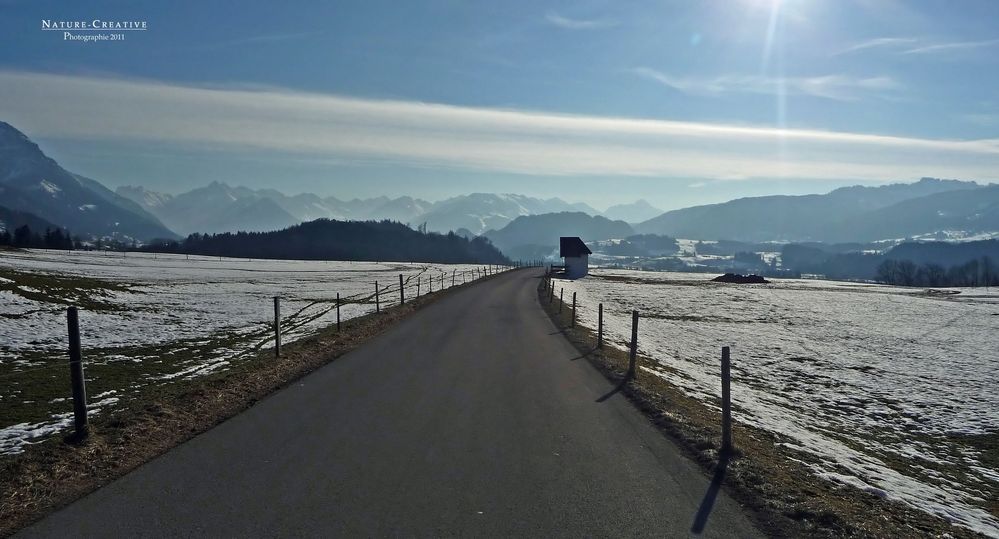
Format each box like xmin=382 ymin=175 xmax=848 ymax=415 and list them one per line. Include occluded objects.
xmin=560 ymin=236 xmax=592 ymax=257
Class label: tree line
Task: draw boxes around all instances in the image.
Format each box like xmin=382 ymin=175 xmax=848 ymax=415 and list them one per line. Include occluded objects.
xmin=0 ymin=225 xmax=74 ymax=250
xmin=876 ymin=258 xmax=997 ymax=287
xmin=142 ymin=218 xmax=511 ymax=264
xmin=778 ymin=240 xmax=999 ymax=287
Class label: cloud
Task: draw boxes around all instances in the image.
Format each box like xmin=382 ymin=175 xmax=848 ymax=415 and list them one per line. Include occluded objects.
xmin=902 ymin=38 xmax=999 ymax=55
xmin=833 ymin=37 xmax=917 ymax=56
xmin=836 ymin=36 xmax=999 ymax=56
xmin=544 ymin=11 xmax=614 ymax=30
xmin=0 ymin=70 xmax=997 ymax=184
xmin=632 ymin=67 xmax=900 ymax=101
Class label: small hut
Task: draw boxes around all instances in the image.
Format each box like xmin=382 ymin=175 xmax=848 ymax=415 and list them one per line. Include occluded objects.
xmin=559 ymin=236 xmax=591 ymax=279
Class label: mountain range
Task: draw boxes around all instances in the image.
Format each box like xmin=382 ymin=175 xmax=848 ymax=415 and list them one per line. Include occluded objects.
xmin=115 ymin=184 xmax=605 ymax=237
xmin=3 ymin=120 xmax=998 ymax=248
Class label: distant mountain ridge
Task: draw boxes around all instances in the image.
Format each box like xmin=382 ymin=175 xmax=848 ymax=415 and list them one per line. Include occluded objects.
xmin=0 ymin=122 xmax=176 ymax=241
xmin=635 ymin=178 xmax=990 ymax=242
xmin=414 ymin=193 xmax=599 ymax=234
xmin=482 ymin=212 xmax=634 ymax=258
xmin=117 ymin=184 xmax=606 ymax=236
xmin=602 ymin=199 xmax=663 ymax=223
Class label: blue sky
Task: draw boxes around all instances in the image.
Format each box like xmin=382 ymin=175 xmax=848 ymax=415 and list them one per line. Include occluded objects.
xmin=1 ymin=0 xmax=998 ymax=210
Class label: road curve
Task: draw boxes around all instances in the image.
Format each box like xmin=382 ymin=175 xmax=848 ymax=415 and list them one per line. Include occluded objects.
xmin=19 ymin=268 xmax=761 ymax=538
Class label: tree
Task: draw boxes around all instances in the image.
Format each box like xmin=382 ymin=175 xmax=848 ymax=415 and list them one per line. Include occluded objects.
xmin=13 ymin=225 xmax=34 ymax=247
xmin=918 ymin=263 xmax=947 ymax=287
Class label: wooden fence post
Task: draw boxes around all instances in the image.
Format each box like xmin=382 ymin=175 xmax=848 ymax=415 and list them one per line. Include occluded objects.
xmin=399 ymin=274 xmax=405 ymax=305
xmin=452 ymin=270 xmax=456 ymax=287
xmin=627 ymin=310 xmax=638 ymax=380
xmin=559 ymin=288 xmax=564 ymax=313
xmin=597 ymin=303 xmax=603 ymax=348
xmin=571 ymin=292 xmax=576 ymax=327
xmin=336 ymin=292 xmax=341 ymax=332
xmin=722 ymin=346 xmax=733 ymax=454
xmin=274 ymin=296 xmax=281 ymax=357
xmin=375 ymin=281 xmax=380 ymax=313
xmin=66 ymin=307 xmax=88 ymax=439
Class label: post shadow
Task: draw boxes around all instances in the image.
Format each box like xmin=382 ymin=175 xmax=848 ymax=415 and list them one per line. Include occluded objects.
xmin=690 ymin=452 xmax=731 ymax=534
xmin=595 ymin=377 xmax=626 ymax=403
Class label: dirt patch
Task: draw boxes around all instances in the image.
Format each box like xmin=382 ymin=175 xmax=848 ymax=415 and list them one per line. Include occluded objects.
xmin=0 ymin=270 xmax=509 ymax=537
xmin=537 ymin=275 xmax=988 ymax=539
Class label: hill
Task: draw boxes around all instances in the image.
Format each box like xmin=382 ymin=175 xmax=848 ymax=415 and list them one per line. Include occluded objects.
xmin=0 ymin=121 xmax=176 ymax=241
xmin=635 ymin=178 xmax=982 ymax=242
xmin=145 ymin=219 xmax=509 ymax=264
xmin=829 ymin=185 xmax=999 ymax=242
xmin=885 ymin=239 xmax=999 ymax=267
xmin=0 ymin=206 xmax=64 ymax=235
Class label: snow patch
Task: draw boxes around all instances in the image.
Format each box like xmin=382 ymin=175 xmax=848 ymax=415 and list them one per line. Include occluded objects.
xmin=39 ymin=179 xmax=62 ymax=195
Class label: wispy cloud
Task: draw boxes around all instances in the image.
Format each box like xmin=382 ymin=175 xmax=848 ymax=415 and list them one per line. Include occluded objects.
xmin=833 ymin=37 xmax=917 ymax=56
xmin=902 ymin=38 xmax=999 ymax=55
xmin=0 ymin=70 xmax=996 ymax=184
xmin=544 ymin=11 xmax=614 ymax=30
xmin=632 ymin=67 xmax=899 ymax=101
xmin=837 ymin=36 xmax=999 ymax=56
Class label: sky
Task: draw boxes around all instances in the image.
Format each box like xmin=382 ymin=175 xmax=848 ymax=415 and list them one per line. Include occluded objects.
xmin=1 ymin=0 xmax=998 ymax=211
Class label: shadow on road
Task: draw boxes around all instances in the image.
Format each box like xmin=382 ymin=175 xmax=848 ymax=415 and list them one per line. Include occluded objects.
xmin=595 ymin=379 xmax=626 ymax=403
xmin=690 ymin=453 xmax=730 ymax=535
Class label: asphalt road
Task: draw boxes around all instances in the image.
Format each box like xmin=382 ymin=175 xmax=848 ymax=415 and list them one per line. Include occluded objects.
xmin=19 ymin=268 xmax=762 ymax=538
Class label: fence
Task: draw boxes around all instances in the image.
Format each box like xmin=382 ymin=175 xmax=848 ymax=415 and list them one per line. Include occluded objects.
xmin=55 ymin=263 xmax=518 ymax=441
xmin=540 ymin=271 xmax=735 ymax=454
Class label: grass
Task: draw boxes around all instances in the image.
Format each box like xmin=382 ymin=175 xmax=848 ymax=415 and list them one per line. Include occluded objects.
xmin=0 ymin=267 xmax=510 ymax=537
xmin=0 ymin=268 xmax=137 ymax=311
xmin=537 ymin=275 xmax=990 ymax=539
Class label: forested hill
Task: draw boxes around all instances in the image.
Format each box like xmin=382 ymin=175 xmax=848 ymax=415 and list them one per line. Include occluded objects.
xmin=143 ymin=219 xmax=510 ymax=264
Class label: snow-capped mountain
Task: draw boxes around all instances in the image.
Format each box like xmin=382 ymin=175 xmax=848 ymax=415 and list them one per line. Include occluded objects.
xmin=116 ymin=185 xmax=602 ymax=236
xmin=415 ymin=193 xmax=599 ymax=234
xmin=115 ymin=185 xmax=175 ymax=211
xmin=0 ymin=121 xmax=175 ymax=241
xmin=116 ymin=182 xmax=299 ymax=235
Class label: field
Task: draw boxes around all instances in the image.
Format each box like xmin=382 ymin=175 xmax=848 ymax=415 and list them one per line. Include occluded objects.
xmin=0 ymin=249 xmax=495 ymax=456
xmin=554 ymin=269 xmax=999 ymax=537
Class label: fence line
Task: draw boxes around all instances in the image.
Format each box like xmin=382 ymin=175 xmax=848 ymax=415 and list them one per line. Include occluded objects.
xmin=37 ymin=263 xmax=518 ymax=447
xmin=546 ymin=277 xmax=735 ymax=452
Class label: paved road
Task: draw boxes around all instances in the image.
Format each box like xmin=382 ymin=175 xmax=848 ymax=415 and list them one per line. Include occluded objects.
xmin=19 ymin=268 xmax=761 ymax=538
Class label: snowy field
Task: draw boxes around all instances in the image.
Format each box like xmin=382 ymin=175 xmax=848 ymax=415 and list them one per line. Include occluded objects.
xmin=0 ymin=249 xmax=501 ymax=455
xmin=554 ymin=269 xmax=999 ymax=537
